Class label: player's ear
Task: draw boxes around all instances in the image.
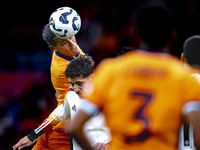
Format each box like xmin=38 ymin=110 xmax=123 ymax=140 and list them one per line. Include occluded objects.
xmin=90 ymin=73 xmax=95 ymax=81
xmin=49 ymin=45 xmax=55 ymax=51
xmin=181 ymin=53 xmax=187 ymax=64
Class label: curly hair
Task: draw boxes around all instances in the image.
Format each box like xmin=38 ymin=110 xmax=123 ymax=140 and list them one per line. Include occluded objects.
xmin=65 ymin=54 xmax=95 ymax=79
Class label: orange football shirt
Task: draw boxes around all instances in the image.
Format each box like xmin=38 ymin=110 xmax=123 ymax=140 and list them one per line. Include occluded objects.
xmin=85 ymin=50 xmax=200 ymax=150
xmin=51 ymin=48 xmax=84 ymax=105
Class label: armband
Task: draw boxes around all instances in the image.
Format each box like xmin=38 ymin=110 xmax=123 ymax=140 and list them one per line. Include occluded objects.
xmin=27 ymin=129 xmax=44 ymax=143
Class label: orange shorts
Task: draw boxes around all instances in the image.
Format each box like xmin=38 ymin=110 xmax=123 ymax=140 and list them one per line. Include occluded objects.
xmin=32 ymin=118 xmax=71 ymax=150
xmin=32 ymin=129 xmax=71 ymax=150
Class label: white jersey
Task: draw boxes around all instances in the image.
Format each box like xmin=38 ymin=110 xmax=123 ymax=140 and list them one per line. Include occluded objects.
xmin=66 ymin=90 xmax=111 ymax=150
xmin=178 ymin=73 xmax=200 ymax=150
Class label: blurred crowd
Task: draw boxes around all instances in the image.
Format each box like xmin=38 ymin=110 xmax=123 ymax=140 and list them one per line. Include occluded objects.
xmin=1 ymin=0 xmax=200 ymax=149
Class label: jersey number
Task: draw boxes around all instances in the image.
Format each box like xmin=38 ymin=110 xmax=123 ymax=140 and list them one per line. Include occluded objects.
xmin=125 ymin=91 xmax=153 ymax=143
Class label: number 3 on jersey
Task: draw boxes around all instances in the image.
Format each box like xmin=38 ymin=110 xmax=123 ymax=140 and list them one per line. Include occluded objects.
xmin=125 ymin=91 xmax=154 ymax=142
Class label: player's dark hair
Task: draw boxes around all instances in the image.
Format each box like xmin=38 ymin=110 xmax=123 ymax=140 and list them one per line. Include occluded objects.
xmin=136 ymin=2 xmax=174 ymax=48
xmin=42 ymin=24 xmax=57 ymax=46
xmin=183 ymin=35 xmax=200 ymax=67
xmin=117 ymin=47 xmax=135 ymax=56
xmin=65 ymin=54 xmax=95 ymax=79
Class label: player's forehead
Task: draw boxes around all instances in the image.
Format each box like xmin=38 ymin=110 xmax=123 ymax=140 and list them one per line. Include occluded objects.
xmin=68 ymin=76 xmax=87 ymax=84
xmin=53 ymin=36 xmax=67 ymax=43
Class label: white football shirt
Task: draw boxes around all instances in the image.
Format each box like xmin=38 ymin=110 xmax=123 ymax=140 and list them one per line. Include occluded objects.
xmin=66 ymin=90 xmax=111 ymax=150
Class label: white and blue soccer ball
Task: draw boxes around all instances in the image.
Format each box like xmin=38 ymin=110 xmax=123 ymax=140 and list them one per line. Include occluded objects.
xmin=49 ymin=7 xmax=81 ymax=38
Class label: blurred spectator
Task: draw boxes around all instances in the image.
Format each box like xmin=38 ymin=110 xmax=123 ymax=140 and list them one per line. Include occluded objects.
xmin=125 ymin=0 xmax=177 ymax=53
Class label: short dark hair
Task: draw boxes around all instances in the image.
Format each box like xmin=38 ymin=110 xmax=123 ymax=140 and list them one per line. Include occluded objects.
xmin=65 ymin=54 xmax=95 ymax=79
xmin=136 ymin=3 xmax=174 ymax=48
xmin=42 ymin=24 xmax=57 ymax=46
xmin=183 ymin=35 xmax=200 ymax=67
xmin=117 ymin=47 xmax=135 ymax=56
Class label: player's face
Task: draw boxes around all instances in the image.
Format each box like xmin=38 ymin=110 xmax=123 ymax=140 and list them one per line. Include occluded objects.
xmin=53 ymin=36 xmax=80 ymax=56
xmin=68 ymin=76 xmax=93 ymax=97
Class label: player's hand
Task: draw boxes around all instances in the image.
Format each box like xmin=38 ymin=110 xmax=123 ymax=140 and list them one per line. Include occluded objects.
xmin=93 ymin=142 xmax=110 ymax=150
xmin=12 ymin=136 xmax=33 ymax=150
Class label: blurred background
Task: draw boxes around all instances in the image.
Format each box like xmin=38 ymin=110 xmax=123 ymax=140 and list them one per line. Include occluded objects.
xmin=1 ymin=0 xmax=200 ymax=149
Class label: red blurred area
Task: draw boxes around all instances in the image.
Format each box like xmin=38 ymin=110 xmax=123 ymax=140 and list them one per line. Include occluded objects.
xmin=0 ymin=71 xmax=48 ymax=106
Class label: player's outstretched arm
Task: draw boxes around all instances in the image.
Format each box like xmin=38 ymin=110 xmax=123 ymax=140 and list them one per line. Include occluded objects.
xmin=12 ymin=98 xmax=71 ymax=149
xmin=12 ymin=136 xmax=33 ymax=150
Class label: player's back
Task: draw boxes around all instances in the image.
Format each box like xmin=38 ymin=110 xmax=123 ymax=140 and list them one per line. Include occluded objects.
xmin=94 ymin=50 xmax=199 ymax=150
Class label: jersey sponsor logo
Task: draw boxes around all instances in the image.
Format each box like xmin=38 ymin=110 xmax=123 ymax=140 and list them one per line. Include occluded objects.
xmin=127 ymin=67 xmax=167 ymax=78
xmin=71 ymin=105 xmax=76 ymax=112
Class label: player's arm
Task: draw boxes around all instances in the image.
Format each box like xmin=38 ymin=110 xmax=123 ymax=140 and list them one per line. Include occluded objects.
xmin=12 ymin=99 xmax=71 ymax=150
xmin=12 ymin=115 xmax=54 ymax=150
xmin=183 ymin=101 xmax=200 ymax=147
xmin=68 ymin=100 xmax=99 ymax=150
xmin=29 ymin=99 xmax=70 ymax=141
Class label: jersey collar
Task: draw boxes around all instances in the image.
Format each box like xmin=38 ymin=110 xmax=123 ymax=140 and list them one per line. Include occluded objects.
xmin=55 ymin=51 xmax=74 ymax=61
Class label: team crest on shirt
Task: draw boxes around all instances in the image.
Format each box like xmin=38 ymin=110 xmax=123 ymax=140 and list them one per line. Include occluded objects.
xmin=71 ymin=105 xmax=76 ymax=112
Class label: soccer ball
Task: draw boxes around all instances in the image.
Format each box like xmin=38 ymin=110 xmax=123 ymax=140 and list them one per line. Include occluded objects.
xmin=49 ymin=7 xmax=81 ymax=38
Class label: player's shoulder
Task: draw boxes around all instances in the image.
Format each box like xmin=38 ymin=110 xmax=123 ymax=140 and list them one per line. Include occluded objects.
xmin=66 ymin=87 xmax=76 ymax=97
xmin=96 ymin=50 xmax=195 ymax=77
xmin=191 ymin=73 xmax=200 ymax=83
xmin=51 ymin=51 xmax=71 ymax=72
xmin=96 ymin=50 xmax=136 ymax=69
xmin=65 ymin=88 xmax=80 ymax=102
xmin=134 ymin=50 xmax=194 ymax=74
xmin=53 ymin=51 xmax=73 ymax=62
xmin=102 ymin=50 xmax=180 ymax=68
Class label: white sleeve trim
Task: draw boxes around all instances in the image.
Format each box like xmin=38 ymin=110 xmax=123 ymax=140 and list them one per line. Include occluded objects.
xmin=79 ymin=99 xmax=99 ymax=115
xmin=182 ymin=101 xmax=200 ymax=115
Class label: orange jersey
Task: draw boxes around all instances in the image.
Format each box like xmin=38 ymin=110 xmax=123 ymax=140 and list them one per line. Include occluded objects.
xmin=51 ymin=48 xmax=84 ymax=105
xmin=31 ymin=48 xmax=84 ymax=150
xmin=85 ymin=50 xmax=200 ymax=150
